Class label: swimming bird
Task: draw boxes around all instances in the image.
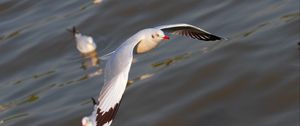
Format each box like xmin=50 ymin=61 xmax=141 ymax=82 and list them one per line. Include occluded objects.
xmin=81 ymin=23 xmax=225 ymax=126
xmin=68 ymin=27 xmax=97 ymax=54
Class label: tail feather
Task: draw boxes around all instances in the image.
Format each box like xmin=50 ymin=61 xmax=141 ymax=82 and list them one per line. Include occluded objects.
xmin=67 ymin=26 xmax=79 ymax=36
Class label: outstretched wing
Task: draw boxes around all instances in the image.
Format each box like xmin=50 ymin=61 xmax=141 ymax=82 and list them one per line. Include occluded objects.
xmin=156 ymin=24 xmax=226 ymax=41
xmin=94 ymin=30 xmax=144 ymax=126
xmin=96 ymin=51 xmax=132 ymax=126
xmin=95 ymin=75 xmax=125 ymax=126
xmin=99 ymin=51 xmax=116 ymax=61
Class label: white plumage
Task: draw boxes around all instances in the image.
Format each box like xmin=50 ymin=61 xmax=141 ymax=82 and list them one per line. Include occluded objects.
xmin=81 ymin=24 xmax=225 ymax=126
xmin=68 ymin=27 xmax=97 ymax=54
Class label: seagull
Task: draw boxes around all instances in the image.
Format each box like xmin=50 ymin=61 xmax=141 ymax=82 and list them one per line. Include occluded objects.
xmin=81 ymin=23 xmax=226 ymax=126
xmin=68 ymin=27 xmax=97 ymax=54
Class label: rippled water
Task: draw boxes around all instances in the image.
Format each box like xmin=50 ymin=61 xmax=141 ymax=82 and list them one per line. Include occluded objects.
xmin=0 ymin=0 xmax=299 ymax=126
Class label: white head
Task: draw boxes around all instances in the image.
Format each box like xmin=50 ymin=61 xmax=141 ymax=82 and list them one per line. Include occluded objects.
xmin=135 ymin=29 xmax=170 ymax=53
xmin=82 ymin=117 xmax=94 ymax=126
xmin=145 ymin=29 xmax=169 ymax=42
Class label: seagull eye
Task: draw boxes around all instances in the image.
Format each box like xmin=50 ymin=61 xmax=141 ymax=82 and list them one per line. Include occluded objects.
xmin=151 ymin=35 xmax=155 ymax=38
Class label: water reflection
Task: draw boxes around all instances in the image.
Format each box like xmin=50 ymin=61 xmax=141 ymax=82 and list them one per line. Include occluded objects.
xmin=80 ymin=51 xmax=103 ymax=78
xmin=80 ymin=51 xmax=100 ymax=70
xmin=0 ymin=29 xmax=22 ymax=41
xmin=0 ymin=50 xmax=103 ymax=114
xmin=152 ymin=53 xmax=191 ymax=68
xmin=12 ymin=70 xmax=55 ymax=85
xmin=0 ymin=104 xmax=10 ymax=112
xmin=127 ymin=73 xmax=155 ymax=87
xmin=54 ymin=51 xmax=103 ymax=88
xmin=19 ymin=95 xmax=39 ymax=105
xmin=0 ymin=113 xmax=29 ymax=125
xmin=128 ymin=48 xmax=215 ymax=86
xmin=0 ymin=0 xmax=297 ymax=125
xmin=79 ymin=0 xmax=102 ymax=11
xmin=0 ymin=82 xmax=57 ymax=114
xmin=243 ymin=23 xmax=269 ymax=37
xmin=280 ymin=12 xmax=300 ymax=22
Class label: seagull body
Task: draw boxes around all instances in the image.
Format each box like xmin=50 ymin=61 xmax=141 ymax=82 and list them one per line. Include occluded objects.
xmin=69 ymin=27 xmax=97 ymax=54
xmin=81 ymin=24 xmax=225 ymax=126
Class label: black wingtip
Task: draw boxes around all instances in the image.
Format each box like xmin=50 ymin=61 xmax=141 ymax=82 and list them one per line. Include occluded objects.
xmin=210 ymin=35 xmax=222 ymax=41
xmin=91 ymin=97 xmax=98 ymax=105
xmin=207 ymin=34 xmax=228 ymax=41
xmin=96 ymin=103 xmax=121 ymax=126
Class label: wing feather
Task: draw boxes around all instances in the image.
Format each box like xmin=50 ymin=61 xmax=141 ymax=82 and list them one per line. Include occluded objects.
xmin=95 ymin=48 xmax=132 ymax=126
xmin=96 ymin=74 xmax=126 ymax=126
xmin=156 ymin=24 xmax=226 ymax=41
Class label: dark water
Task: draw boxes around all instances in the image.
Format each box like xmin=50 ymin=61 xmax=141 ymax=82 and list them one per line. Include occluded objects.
xmin=0 ymin=0 xmax=299 ymax=126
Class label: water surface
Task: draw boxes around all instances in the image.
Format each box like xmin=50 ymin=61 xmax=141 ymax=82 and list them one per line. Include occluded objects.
xmin=0 ymin=0 xmax=299 ymax=126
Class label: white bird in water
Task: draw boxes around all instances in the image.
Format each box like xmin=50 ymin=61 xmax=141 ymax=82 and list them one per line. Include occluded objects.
xmin=68 ymin=27 xmax=97 ymax=54
xmin=81 ymin=24 xmax=226 ymax=126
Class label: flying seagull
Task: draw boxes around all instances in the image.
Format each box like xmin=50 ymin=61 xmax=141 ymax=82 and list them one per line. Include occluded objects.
xmin=81 ymin=23 xmax=226 ymax=126
xmin=68 ymin=27 xmax=97 ymax=54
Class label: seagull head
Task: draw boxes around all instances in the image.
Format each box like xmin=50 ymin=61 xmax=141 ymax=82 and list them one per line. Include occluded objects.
xmin=135 ymin=29 xmax=170 ymax=53
xmin=144 ymin=28 xmax=170 ymax=42
xmin=81 ymin=117 xmax=94 ymax=126
xmin=152 ymin=29 xmax=169 ymax=40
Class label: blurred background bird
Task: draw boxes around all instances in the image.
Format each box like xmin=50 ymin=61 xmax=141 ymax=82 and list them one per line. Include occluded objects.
xmin=68 ymin=27 xmax=97 ymax=54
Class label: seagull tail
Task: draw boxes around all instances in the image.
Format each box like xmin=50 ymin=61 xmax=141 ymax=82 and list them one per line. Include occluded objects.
xmin=67 ymin=26 xmax=79 ymax=36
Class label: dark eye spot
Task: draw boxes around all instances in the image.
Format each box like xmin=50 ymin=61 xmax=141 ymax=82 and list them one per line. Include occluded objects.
xmin=156 ymin=34 xmax=159 ymax=37
xmin=151 ymin=35 xmax=155 ymax=38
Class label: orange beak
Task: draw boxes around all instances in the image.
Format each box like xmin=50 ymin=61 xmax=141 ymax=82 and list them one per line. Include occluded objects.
xmin=162 ymin=35 xmax=170 ymax=40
